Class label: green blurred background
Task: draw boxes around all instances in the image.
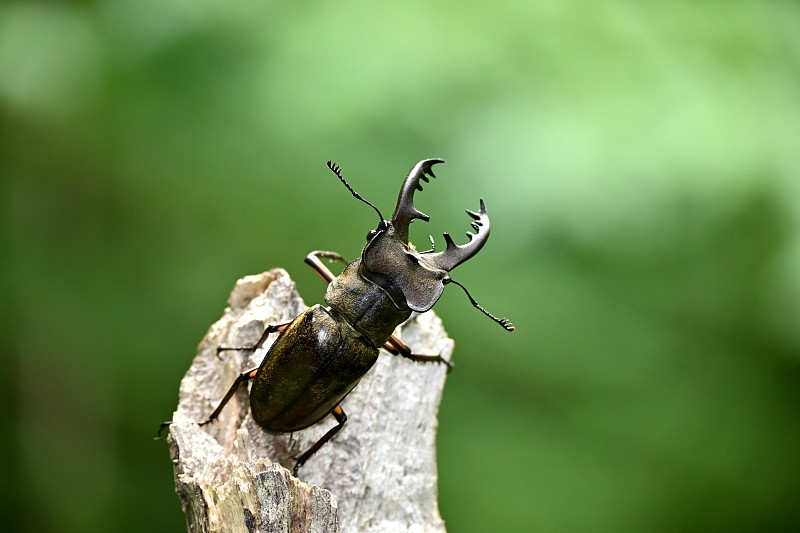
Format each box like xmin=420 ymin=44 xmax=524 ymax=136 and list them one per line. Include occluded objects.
xmin=3 ymin=0 xmax=799 ymax=531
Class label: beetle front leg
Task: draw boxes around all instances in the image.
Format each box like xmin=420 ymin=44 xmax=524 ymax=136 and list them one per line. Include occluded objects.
xmin=292 ymin=405 xmax=347 ymax=477
xmin=384 ymin=335 xmax=453 ymax=371
xmin=305 ymin=250 xmax=348 ymax=284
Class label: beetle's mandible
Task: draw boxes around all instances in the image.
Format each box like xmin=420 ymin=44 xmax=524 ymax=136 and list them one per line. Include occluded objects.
xmin=161 ymin=158 xmax=514 ymax=476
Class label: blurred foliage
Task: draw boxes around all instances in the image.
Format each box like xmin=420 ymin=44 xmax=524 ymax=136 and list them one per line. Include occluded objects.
xmin=2 ymin=0 xmax=799 ymax=531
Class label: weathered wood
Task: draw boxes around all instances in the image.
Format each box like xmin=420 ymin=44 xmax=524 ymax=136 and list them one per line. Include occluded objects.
xmin=166 ymin=268 xmax=453 ymax=532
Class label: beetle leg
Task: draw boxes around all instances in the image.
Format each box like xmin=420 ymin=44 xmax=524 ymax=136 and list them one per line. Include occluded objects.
xmin=217 ymin=322 xmax=290 ymax=354
xmin=156 ymin=365 xmax=261 ymax=438
xmin=305 ymin=250 xmax=348 ymax=284
xmin=199 ymin=367 xmax=260 ymax=426
xmin=384 ymin=335 xmax=453 ymax=371
xmin=291 ymin=405 xmax=347 ymax=477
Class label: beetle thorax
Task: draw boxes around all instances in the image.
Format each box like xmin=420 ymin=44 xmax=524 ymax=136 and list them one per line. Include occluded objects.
xmin=324 ymin=259 xmax=412 ymax=348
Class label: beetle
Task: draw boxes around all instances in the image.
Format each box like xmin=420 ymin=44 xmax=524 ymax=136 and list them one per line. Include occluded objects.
xmin=162 ymin=158 xmax=513 ymax=476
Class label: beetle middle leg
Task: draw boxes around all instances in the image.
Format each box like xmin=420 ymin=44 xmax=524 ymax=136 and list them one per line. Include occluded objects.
xmin=204 ymin=321 xmax=290 ymax=423
xmin=384 ymin=335 xmax=453 ymax=370
xmin=291 ymin=405 xmax=347 ymax=477
xmin=217 ymin=322 xmax=290 ymax=354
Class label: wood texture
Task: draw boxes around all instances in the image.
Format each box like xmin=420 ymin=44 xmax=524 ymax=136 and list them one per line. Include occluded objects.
xmin=165 ymin=268 xmax=453 ymax=532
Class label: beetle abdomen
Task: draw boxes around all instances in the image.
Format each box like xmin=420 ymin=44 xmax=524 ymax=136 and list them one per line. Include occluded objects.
xmin=250 ymin=304 xmax=378 ymax=432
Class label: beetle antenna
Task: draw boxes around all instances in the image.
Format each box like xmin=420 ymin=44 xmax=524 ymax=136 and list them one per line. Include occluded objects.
xmin=327 ymin=161 xmax=386 ymax=222
xmin=446 ymin=278 xmax=515 ymax=332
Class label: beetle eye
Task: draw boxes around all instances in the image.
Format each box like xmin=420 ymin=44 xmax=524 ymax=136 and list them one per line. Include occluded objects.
xmin=366 ymin=230 xmax=378 ymax=242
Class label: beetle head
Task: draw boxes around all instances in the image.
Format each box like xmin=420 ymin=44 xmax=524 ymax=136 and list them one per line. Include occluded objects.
xmin=327 ymin=158 xmax=513 ymax=331
xmin=360 ymin=159 xmax=491 ymax=312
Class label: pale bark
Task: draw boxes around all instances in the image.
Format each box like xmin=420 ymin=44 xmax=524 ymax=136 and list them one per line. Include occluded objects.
xmin=165 ymin=268 xmax=453 ymax=532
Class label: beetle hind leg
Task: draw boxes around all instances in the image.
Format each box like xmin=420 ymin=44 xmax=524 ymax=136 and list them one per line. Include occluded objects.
xmin=156 ymin=366 xmax=260 ymax=437
xmin=199 ymin=367 xmax=259 ymax=426
xmin=291 ymin=405 xmax=347 ymax=477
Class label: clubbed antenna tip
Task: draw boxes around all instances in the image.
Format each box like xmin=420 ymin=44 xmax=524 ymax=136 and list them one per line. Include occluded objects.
xmin=327 ymin=160 xmax=385 ymax=222
xmin=447 ymin=278 xmax=515 ymax=332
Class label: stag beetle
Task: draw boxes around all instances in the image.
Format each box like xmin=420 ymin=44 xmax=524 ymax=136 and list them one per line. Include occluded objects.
xmin=161 ymin=159 xmax=513 ymax=476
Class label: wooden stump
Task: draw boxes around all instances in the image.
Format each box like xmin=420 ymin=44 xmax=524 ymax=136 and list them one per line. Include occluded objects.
xmin=165 ymin=268 xmax=453 ymax=532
